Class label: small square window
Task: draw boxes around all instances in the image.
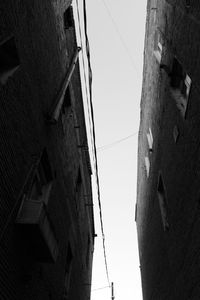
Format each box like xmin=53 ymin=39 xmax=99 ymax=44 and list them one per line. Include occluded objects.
xmin=0 ymin=37 xmax=20 ymax=85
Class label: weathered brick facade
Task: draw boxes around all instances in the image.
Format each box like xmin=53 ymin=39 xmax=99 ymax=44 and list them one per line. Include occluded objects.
xmin=0 ymin=0 xmax=94 ymax=299
xmin=137 ymin=1 xmax=200 ymax=299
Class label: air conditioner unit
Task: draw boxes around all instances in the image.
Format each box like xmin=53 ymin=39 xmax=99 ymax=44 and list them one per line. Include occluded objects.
xmin=16 ymin=198 xmax=59 ymax=263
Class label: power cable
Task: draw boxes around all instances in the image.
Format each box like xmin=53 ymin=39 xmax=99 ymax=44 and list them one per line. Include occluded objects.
xmin=74 ymin=0 xmax=96 ymax=172
xmin=100 ymin=0 xmax=140 ymax=75
xmin=83 ymin=0 xmax=111 ymax=287
xmin=92 ymin=285 xmax=110 ymax=292
xmin=75 ymin=0 xmax=111 ymax=287
xmin=97 ymin=132 xmax=138 ymax=152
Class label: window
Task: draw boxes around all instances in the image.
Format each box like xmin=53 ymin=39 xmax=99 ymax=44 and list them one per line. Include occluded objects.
xmin=170 ymin=58 xmax=192 ymax=118
xmin=86 ymin=235 xmax=91 ymax=268
xmin=16 ymin=150 xmax=58 ymax=263
xmin=151 ymin=0 xmax=157 ymax=8
xmin=28 ymin=149 xmax=53 ymax=205
xmin=61 ymin=86 xmax=71 ymax=116
xmin=135 ymin=203 xmax=138 ymax=222
xmin=173 ymin=125 xmax=179 ymax=143
xmin=63 ymin=244 xmax=73 ymax=299
xmin=185 ymin=0 xmax=191 ymax=8
xmin=147 ymin=128 xmax=153 ymax=152
xmin=75 ymin=168 xmax=82 ymax=214
xmin=151 ymin=0 xmax=157 ymax=23
xmin=63 ymin=6 xmax=74 ymax=30
xmin=0 ymin=36 xmax=20 ymax=85
xmin=157 ymin=174 xmax=169 ymax=231
xmin=61 ymin=86 xmax=72 ymax=131
xmin=145 ymin=156 xmax=150 ymax=178
xmin=154 ymin=31 xmax=163 ymax=64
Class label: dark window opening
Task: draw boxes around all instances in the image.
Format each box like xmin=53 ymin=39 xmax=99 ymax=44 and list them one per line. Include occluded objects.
xmin=157 ymin=174 xmax=169 ymax=231
xmin=135 ymin=203 xmax=137 ymax=222
xmin=170 ymin=58 xmax=192 ymax=117
xmin=66 ymin=244 xmax=73 ymax=273
xmin=0 ymin=37 xmax=20 ymax=84
xmin=28 ymin=149 xmax=53 ymax=204
xmin=75 ymin=168 xmax=82 ymax=214
xmin=170 ymin=58 xmax=191 ymax=98
xmin=170 ymin=58 xmax=185 ymax=89
xmin=16 ymin=149 xmax=58 ymax=263
xmin=86 ymin=235 xmax=91 ymax=267
xmin=186 ymin=0 xmax=191 ymax=7
xmin=40 ymin=149 xmax=54 ymax=183
xmin=63 ymin=6 xmax=74 ymax=29
xmin=77 ymin=168 xmax=82 ymax=185
xmin=62 ymin=86 xmax=71 ymax=115
xmin=63 ymin=244 xmax=73 ymax=298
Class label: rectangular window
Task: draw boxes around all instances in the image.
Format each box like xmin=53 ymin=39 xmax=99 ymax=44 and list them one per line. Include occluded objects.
xmin=63 ymin=244 xmax=73 ymax=298
xmin=61 ymin=85 xmax=72 ymax=129
xmin=170 ymin=58 xmax=192 ymax=118
xmin=28 ymin=149 xmax=53 ymax=205
xmin=154 ymin=31 xmax=163 ymax=64
xmin=145 ymin=156 xmax=150 ymax=178
xmin=86 ymin=235 xmax=91 ymax=268
xmin=63 ymin=6 xmax=74 ymax=30
xmin=75 ymin=168 xmax=82 ymax=214
xmin=135 ymin=203 xmax=137 ymax=222
xmin=157 ymin=174 xmax=169 ymax=231
xmin=151 ymin=0 xmax=157 ymax=22
xmin=16 ymin=149 xmax=58 ymax=263
xmin=185 ymin=0 xmax=191 ymax=8
xmin=62 ymin=86 xmax=71 ymax=115
xmin=147 ymin=128 xmax=153 ymax=152
xmin=173 ymin=125 xmax=179 ymax=143
xmin=0 ymin=36 xmax=20 ymax=85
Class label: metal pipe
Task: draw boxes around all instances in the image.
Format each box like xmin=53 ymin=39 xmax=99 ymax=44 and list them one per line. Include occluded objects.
xmin=49 ymin=47 xmax=81 ymax=123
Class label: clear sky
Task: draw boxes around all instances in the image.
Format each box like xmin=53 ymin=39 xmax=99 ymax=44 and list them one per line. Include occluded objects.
xmin=74 ymin=0 xmax=147 ymax=299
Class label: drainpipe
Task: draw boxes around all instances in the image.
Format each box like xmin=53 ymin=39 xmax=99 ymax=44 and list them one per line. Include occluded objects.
xmin=49 ymin=47 xmax=81 ymax=123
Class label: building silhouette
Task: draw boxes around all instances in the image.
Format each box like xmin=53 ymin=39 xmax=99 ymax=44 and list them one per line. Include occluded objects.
xmin=0 ymin=0 xmax=95 ymax=299
xmin=136 ymin=0 xmax=200 ymax=299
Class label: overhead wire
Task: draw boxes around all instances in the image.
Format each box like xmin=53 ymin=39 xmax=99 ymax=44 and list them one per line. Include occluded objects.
xmin=75 ymin=0 xmax=111 ymax=287
xmin=100 ymin=0 xmax=140 ymax=75
xmin=92 ymin=285 xmax=110 ymax=292
xmin=82 ymin=0 xmax=111 ymax=287
xmin=74 ymin=0 xmax=96 ymax=170
xmin=97 ymin=131 xmax=138 ymax=152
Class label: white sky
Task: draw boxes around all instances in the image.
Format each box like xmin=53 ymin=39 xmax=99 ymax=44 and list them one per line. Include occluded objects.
xmin=74 ymin=1 xmax=147 ymax=299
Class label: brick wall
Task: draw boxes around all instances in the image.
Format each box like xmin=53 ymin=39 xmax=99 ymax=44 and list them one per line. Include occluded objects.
xmin=137 ymin=0 xmax=200 ymax=299
xmin=0 ymin=0 xmax=94 ymax=299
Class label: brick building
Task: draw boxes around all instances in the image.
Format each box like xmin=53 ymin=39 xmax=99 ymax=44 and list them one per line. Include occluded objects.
xmin=136 ymin=1 xmax=200 ymax=299
xmin=0 ymin=0 xmax=95 ymax=299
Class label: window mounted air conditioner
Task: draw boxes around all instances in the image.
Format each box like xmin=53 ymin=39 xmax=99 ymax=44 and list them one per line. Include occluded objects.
xmin=16 ymin=197 xmax=58 ymax=263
